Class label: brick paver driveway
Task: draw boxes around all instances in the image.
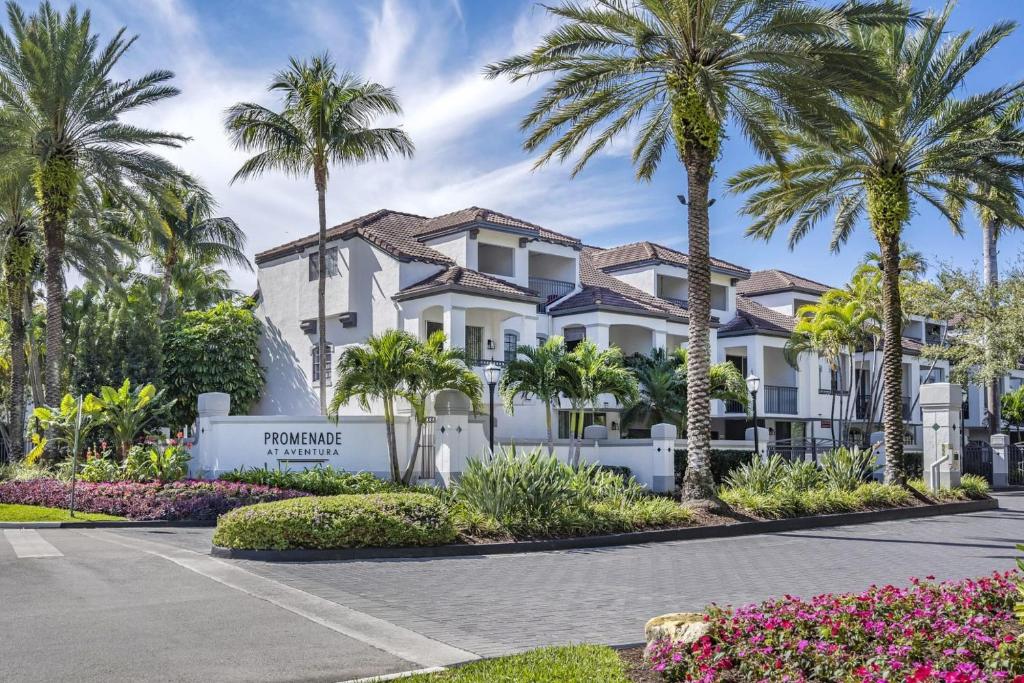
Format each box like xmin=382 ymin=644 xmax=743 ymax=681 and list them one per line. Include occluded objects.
xmin=114 ymin=491 xmax=1024 ymax=660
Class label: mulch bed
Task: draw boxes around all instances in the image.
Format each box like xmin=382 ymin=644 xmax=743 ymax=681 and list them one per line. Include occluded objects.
xmin=618 ymin=646 xmax=660 ymax=683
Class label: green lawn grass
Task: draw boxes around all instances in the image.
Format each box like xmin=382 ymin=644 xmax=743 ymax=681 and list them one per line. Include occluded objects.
xmin=401 ymin=645 xmax=630 ymax=682
xmin=0 ymin=503 xmax=124 ymax=522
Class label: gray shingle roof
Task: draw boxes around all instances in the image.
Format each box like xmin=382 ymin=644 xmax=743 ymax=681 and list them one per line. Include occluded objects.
xmin=737 ymin=269 xmax=833 ymax=297
xmin=718 ymin=296 xmax=798 ymax=338
xmin=393 ymin=266 xmax=542 ymax=303
xmin=589 ymin=241 xmax=750 ymax=278
xmin=415 ymin=206 xmax=581 ymax=248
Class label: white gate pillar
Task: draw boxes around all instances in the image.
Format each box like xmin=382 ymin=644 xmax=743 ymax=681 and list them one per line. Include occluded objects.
xmin=434 ymin=390 xmax=471 ymax=486
xmin=650 ymin=423 xmax=677 ymax=493
xmin=920 ymin=383 xmax=962 ymax=490
xmin=193 ymin=392 xmax=231 ymax=477
xmin=990 ymin=433 xmax=1009 ymax=489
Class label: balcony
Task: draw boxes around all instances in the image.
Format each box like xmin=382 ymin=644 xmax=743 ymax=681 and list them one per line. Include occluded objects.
xmin=659 ymin=295 xmax=688 ymax=308
xmin=902 ymin=395 xmax=912 ymax=420
xmin=724 ymin=399 xmax=745 ymax=414
xmin=529 ymin=276 xmax=574 ymax=310
xmin=764 ymin=385 xmax=798 ymax=415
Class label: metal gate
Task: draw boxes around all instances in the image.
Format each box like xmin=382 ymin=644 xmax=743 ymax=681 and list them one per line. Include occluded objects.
xmin=962 ymin=441 xmax=993 ymax=483
xmin=1010 ymin=444 xmax=1024 ymax=486
xmin=768 ymin=438 xmax=853 ymax=464
xmin=419 ymin=417 xmax=436 ymax=480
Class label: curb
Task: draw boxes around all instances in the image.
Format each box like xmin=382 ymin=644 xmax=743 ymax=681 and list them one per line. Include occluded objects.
xmin=211 ymin=497 xmax=998 ymax=562
xmin=0 ymin=519 xmax=217 ymax=529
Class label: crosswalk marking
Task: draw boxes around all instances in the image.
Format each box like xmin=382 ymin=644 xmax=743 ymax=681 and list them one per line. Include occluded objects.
xmin=3 ymin=529 xmax=63 ymax=558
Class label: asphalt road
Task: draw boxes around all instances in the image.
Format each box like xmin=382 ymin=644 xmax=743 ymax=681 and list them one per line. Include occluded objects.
xmin=1 ymin=491 xmax=1020 ymax=682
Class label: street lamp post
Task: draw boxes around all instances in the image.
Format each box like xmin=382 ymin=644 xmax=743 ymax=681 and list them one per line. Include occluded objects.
xmin=484 ymin=362 xmax=501 ymax=454
xmin=746 ymin=373 xmax=761 ymax=457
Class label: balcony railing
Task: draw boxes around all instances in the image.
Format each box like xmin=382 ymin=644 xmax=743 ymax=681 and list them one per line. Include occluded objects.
xmin=724 ymin=399 xmax=745 ymax=414
xmin=469 ymin=358 xmax=507 ymax=368
xmin=659 ymin=295 xmax=688 ymax=308
xmin=764 ymin=385 xmax=798 ymax=415
xmin=529 ymin=277 xmax=574 ymax=302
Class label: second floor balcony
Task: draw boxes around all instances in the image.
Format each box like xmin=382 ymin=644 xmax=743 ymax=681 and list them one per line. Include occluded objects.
xmin=529 ymin=276 xmax=574 ymax=310
xmin=764 ymin=385 xmax=798 ymax=415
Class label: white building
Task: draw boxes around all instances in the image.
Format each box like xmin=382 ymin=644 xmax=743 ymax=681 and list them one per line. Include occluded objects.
xmin=251 ymin=205 xmax=1015 ymax=448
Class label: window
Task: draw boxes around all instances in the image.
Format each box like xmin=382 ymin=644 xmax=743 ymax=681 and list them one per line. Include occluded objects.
xmin=308 ymin=247 xmax=341 ymax=281
xmin=710 ymin=283 xmax=728 ymax=310
xmin=478 ymin=243 xmax=515 ymax=277
xmin=426 ymin=321 xmax=444 ymax=339
xmin=504 ymin=332 xmax=519 ymax=363
xmin=536 ymin=334 xmax=548 ymax=346
xmin=312 ymin=344 xmax=333 ymax=384
xmin=564 ymin=326 xmax=585 ymax=351
xmin=818 ymin=357 xmax=847 ymax=393
xmin=558 ymin=411 xmax=606 ymax=439
xmin=465 ymin=326 xmax=483 ymax=363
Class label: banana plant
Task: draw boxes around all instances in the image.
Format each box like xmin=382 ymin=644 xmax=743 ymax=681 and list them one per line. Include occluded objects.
xmin=28 ymin=393 xmax=103 ymax=462
xmin=92 ymin=379 xmax=170 ymax=459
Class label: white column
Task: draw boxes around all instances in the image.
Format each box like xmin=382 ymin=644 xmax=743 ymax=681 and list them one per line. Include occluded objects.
xmin=650 ymin=423 xmax=677 ymax=492
xmin=443 ymin=305 xmax=466 ymax=349
xmin=990 ymin=433 xmax=1009 ymax=489
xmin=586 ymin=322 xmax=610 ymax=349
xmin=651 ymin=328 xmax=667 ymax=353
xmin=401 ymin=314 xmax=420 ymax=339
xmin=920 ymin=382 xmax=963 ymax=490
xmin=909 ymin=358 xmax=921 ymax=421
xmin=522 ymin=315 xmax=538 ymax=348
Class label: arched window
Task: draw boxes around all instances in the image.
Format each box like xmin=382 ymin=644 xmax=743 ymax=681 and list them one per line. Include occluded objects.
xmin=504 ymin=331 xmax=519 ymax=363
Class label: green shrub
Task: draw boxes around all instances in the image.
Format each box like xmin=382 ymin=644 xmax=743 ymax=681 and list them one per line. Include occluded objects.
xmin=783 ymin=460 xmax=822 ymax=492
xmin=676 ymin=448 xmax=754 ymax=485
xmin=212 ymin=493 xmax=455 ymax=550
xmin=908 ymin=478 xmax=971 ymax=502
xmin=219 ymin=465 xmax=401 ymax=495
xmin=77 ymin=456 xmax=121 ymax=483
xmin=122 ymin=445 xmax=190 ymax=482
xmin=402 ymin=644 xmax=630 ymax=682
xmin=852 ymin=482 xmax=913 ymax=508
xmin=722 ymin=455 xmax=788 ymax=495
xmin=719 ymin=486 xmax=800 ymax=519
xmin=820 ymin=447 xmax=873 ymax=491
xmin=959 ymin=474 xmax=991 ymax=499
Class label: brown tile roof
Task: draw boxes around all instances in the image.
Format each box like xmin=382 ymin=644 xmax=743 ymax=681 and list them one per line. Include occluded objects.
xmin=255 ymin=209 xmax=453 ymax=266
xmin=718 ymin=296 xmax=798 ymax=338
xmin=416 ymin=206 xmax=581 ymax=248
xmin=737 ymin=269 xmax=833 ymax=297
xmin=549 ymin=247 xmax=707 ymax=323
xmin=393 ymin=266 xmax=542 ymax=303
xmin=589 ymin=241 xmax=750 ymax=278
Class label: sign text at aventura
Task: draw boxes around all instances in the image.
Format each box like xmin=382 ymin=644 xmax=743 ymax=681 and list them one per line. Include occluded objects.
xmin=263 ymin=429 xmax=343 ymax=458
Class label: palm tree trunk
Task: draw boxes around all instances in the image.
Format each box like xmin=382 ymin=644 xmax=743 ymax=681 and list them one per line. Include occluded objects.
xmin=158 ymin=265 xmax=173 ymax=318
xmin=24 ymin=289 xmax=43 ymax=408
xmin=400 ymin=417 xmax=424 ymax=485
xmin=680 ymin=148 xmax=715 ymax=500
xmin=383 ymin=397 xmax=400 ymax=480
xmin=982 ymin=219 xmax=1000 ymax=435
xmin=5 ymin=266 xmax=26 ymax=462
xmin=315 ymin=168 xmax=329 ymax=416
xmin=544 ymin=400 xmax=554 ymax=455
xmin=878 ymin=231 xmax=906 ymax=485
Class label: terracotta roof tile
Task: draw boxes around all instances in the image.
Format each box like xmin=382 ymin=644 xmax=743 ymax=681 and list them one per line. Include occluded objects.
xmin=589 ymin=241 xmax=750 ymax=277
xmin=416 ymin=206 xmax=581 ymax=247
xmin=718 ymin=296 xmax=798 ymax=338
xmin=737 ymin=269 xmax=833 ymax=297
xmin=393 ymin=266 xmax=541 ymax=303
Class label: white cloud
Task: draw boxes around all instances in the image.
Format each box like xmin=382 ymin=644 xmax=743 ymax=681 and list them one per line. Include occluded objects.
xmin=93 ymin=0 xmax=651 ymax=291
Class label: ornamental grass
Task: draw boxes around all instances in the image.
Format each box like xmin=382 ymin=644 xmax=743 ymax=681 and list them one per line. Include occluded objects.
xmin=648 ymin=572 xmax=1023 ymax=683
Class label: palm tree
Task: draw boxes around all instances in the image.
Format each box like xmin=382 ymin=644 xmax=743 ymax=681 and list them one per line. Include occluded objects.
xmin=559 ymin=340 xmax=638 ymax=466
xmin=146 ymin=184 xmax=250 ymax=317
xmin=498 ymin=336 xmax=568 ymax=454
xmin=486 ymin=0 xmax=904 ymax=500
xmin=0 ymin=2 xmax=187 ymax=412
xmin=1001 ymin=386 xmax=1024 ymax=443
xmin=226 ymin=54 xmax=414 ymax=415
xmin=401 ymin=331 xmax=482 ymax=484
xmin=329 ymin=329 xmax=420 ymax=481
xmin=732 ymin=4 xmax=1024 ymax=484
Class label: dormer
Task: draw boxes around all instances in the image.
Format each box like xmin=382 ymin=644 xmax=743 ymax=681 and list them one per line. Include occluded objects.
xmin=736 ymin=269 xmax=832 ymax=316
xmin=589 ymin=241 xmax=749 ymax=319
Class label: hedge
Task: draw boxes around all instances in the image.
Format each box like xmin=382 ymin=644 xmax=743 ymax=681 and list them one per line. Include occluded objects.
xmin=212 ymin=493 xmax=456 ymax=550
xmin=675 ymin=449 xmax=754 ymax=486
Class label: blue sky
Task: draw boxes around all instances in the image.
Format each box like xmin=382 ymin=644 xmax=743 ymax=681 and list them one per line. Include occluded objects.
xmin=69 ymin=0 xmax=1024 ymax=291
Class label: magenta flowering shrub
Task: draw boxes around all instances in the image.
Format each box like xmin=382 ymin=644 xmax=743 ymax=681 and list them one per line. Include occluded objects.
xmin=0 ymin=478 xmax=308 ymax=520
xmin=649 ymin=572 xmax=1023 ymax=683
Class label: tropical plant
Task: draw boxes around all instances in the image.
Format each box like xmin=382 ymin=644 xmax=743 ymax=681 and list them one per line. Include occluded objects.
xmin=218 ymin=465 xmax=400 ymax=496
xmin=226 ymin=53 xmax=414 ymax=415
xmin=486 ymin=0 xmax=906 ymax=500
xmin=499 ymin=335 xmax=568 ymax=455
xmin=121 ymin=444 xmax=190 ymax=483
xmin=27 ymin=393 xmax=102 ymax=463
xmin=0 ymin=1 xmax=187 ymax=415
xmin=820 ymin=446 xmax=874 ymax=492
xmin=91 ymin=379 xmax=166 ymax=459
xmin=159 ymin=300 xmax=265 ymax=429
xmin=144 ymin=183 xmax=250 ymax=317
xmin=558 ymin=340 xmax=638 ymax=466
xmin=401 ymin=331 xmax=482 ymax=485
xmin=733 ymin=3 xmax=1024 ymax=483
xmin=329 ymin=329 xmax=420 ymax=481
xmin=722 ymin=455 xmax=790 ymax=495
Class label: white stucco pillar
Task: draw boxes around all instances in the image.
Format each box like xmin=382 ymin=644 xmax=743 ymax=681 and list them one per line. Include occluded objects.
xmin=586 ymin=322 xmax=610 ymax=349
xmin=990 ymin=433 xmax=1009 ymax=489
xmin=650 ymin=423 xmax=677 ymax=493
xmin=521 ymin=315 xmax=538 ymax=348
xmin=651 ymin=328 xmax=667 ymax=352
xmin=443 ymin=305 xmax=466 ymax=349
xmin=401 ymin=315 xmax=420 ymax=339
xmin=920 ymin=382 xmax=963 ymax=490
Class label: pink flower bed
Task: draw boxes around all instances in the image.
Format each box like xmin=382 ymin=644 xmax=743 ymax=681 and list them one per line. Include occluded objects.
xmin=0 ymin=478 xmax=308 ymax=521
xmin=648 ymin=572 xmax=1023 ymax=683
